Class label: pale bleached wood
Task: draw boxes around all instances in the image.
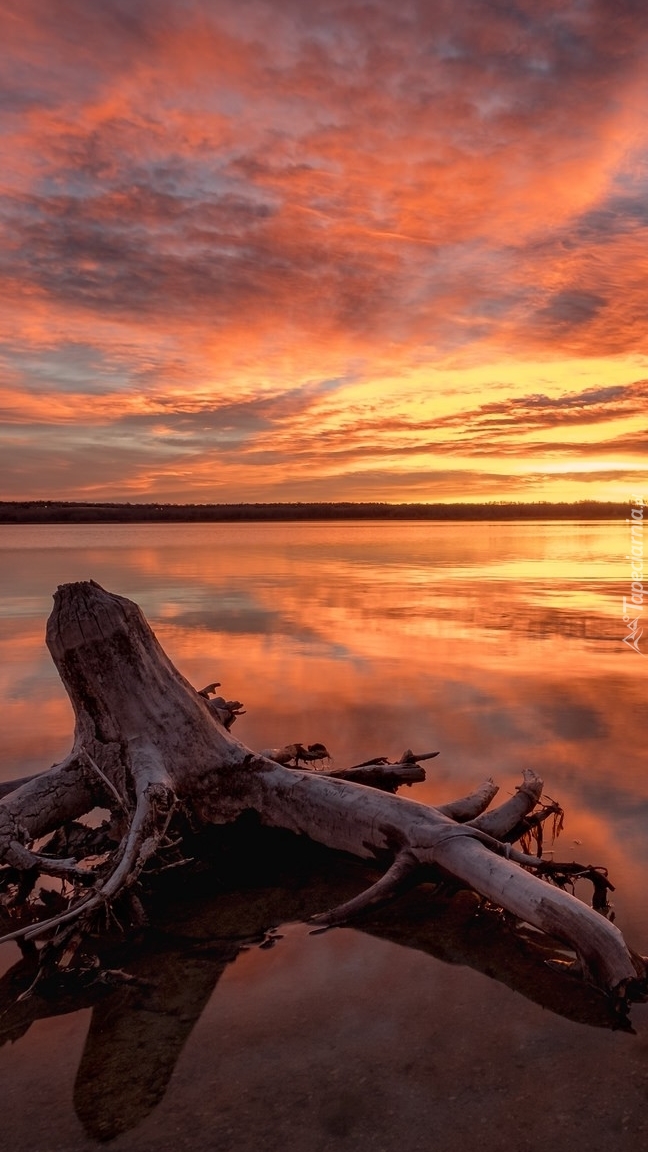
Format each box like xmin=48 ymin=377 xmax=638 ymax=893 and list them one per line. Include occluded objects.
xmin=470 ymin=768 xmax=543 ymax=836
xmin=437 ymin=778 xmax=499 ymax=821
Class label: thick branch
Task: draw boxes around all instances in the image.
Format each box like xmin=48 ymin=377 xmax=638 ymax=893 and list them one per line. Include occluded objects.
xmin=0 ymin=753 xmax=98 ymax=845
xmin=324 ymin=762 xmax=425 ymax=791
xmin=469 ymin=769 xmax=543 ymax=838
xmin=262 ymin=747 xmax=436 ymax=792
xmin=0 ymin=772 xmax=42 ymax=801
xmin=437 ymin=779 xmax=499 ymax=821
xmin=310 ymin=848 xmax=421 ymax=926
xmin=250 ymin=765 xmax=638 ymax=994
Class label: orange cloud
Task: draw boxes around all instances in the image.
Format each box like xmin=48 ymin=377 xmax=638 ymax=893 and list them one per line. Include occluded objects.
xmin=1 ymin=0 xmax=648 ymax=500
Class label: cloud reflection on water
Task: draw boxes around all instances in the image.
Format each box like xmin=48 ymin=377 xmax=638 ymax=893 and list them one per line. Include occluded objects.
xmin=0 ymin=521 xmax=643 ymax=898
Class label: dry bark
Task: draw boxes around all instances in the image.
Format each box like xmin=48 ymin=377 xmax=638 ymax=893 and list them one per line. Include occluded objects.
xmin=0 ymin=580 xmax=644 ymax=1007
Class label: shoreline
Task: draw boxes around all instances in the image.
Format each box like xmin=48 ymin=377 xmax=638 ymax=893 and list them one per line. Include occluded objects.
xmin=0 ymin=500 xmax=628 ymax=524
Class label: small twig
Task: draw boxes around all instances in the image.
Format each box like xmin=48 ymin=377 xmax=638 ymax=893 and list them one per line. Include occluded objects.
xmin=198 ymin=682 xmax=221 ymax=698
xmin=107 ymin=904 xmax=125 ymax=933
xmin=0 ymin=783 xmax=161 ymax=946
xmin=16 ymin=967 xmax=47 ymax=1003
xmin=149 ymin=856 xmax=194 ymax=874
xmin=30 ymin=854 xmax=95 ymax=884
xmin=81 ymin=750 xmax=129 ymax=815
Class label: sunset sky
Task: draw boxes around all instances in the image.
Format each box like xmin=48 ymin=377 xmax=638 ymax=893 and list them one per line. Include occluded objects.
xmin=1 ymin=0 xmax=647 ymax=504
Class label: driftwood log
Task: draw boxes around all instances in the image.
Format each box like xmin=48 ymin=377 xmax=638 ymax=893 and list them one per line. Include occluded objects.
xmin=0 ymin=581 xmax=645 ymax=1012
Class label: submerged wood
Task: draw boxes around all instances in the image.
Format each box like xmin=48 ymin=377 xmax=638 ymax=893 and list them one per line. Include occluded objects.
xmin=0 ymin=580 xmax=644 ymax=1007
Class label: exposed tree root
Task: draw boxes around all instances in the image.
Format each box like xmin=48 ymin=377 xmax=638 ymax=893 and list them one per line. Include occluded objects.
xmin=310 ymin=847 xmax=422 ymax=926
xmin=0 ymin=580 xmax=645 ymax=1014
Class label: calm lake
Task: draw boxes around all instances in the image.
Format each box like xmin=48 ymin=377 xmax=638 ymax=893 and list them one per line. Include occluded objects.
xmin=1 ymin=520 xmax=647 ymax=1152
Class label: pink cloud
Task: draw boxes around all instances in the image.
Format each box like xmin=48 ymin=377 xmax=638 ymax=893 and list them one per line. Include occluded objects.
xmin=1 ymin=0 xmax=648 ymax=499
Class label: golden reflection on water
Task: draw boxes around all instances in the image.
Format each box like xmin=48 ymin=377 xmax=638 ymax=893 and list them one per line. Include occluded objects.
xmin=0 ymin=521 xmax=642 ymax=834
xmin=0 ymin=521 xmax=645 ymax=909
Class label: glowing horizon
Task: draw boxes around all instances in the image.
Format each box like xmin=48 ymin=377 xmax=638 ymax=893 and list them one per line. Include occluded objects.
xmin=1 ymin=0 xmax=648 ymax=504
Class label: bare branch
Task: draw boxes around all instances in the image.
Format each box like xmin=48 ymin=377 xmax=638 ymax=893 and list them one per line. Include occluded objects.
xmin=469 ymin=769 xmax=543 ymax=838
xmin=0 ymin=772 xmax=43 ymax=801
xmin=437 ymin=779 xmax=499 ymax=821
xmin=80 ymin=750 xmax=130 ymax=815
xmin=311 ymin=849 xmax=421 ymax=927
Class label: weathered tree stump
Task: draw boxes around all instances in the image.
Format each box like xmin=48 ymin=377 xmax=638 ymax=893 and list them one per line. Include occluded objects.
xmin=0 ymin=581 xmax=644 ymax=1007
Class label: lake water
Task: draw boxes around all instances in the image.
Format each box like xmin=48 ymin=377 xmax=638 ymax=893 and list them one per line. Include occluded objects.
xmin=0 ymin=520 xmax=647 ymax=1152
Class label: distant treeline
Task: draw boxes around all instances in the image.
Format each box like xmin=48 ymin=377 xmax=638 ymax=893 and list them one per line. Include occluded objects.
xmin=0 ymin=500 xmax=629 ymax=523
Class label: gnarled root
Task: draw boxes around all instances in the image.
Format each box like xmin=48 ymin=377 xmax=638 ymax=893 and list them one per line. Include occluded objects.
xmin=0 ymin=753 xmax=176 ymax=955
xmin=0 ymin=580 xmax=644 ymax=1012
